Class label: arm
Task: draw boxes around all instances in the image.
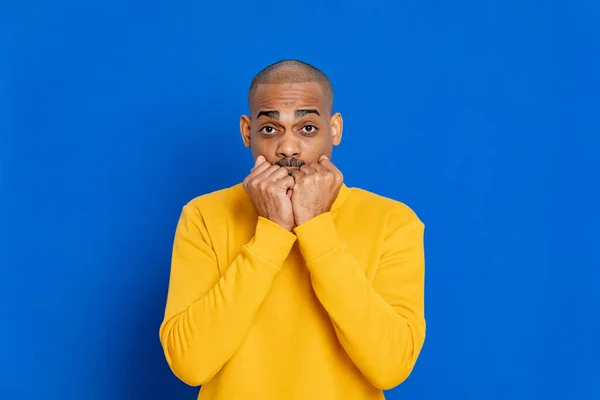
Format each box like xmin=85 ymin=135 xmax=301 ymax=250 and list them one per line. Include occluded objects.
xmin=293 ymin=207 xmax=426 ymax=390
xmin=159 ymin=205 xmax=296 ymax=386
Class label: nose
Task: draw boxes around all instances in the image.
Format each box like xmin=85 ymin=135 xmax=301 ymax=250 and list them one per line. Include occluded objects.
xmin=276 ymin=138 xmax=300 ymax=159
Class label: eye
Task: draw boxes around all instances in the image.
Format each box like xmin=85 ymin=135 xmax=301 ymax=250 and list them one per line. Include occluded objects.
xmin=301 ymin=125 xmax=319 ymax=134
xmin=259 ymin=126 xmax=277 ymax=135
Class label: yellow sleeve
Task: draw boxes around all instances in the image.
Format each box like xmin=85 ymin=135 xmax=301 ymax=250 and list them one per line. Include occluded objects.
xmin=293 ymin=207 xmax=426 ymax=390
xmin=159 ymin=204 xmax=296 ymax=386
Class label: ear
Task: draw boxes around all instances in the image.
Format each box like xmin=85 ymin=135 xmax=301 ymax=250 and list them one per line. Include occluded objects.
xmin=330 ymin=112 xmax=343 ymax=146
xmin=240 ymin=115 xmax=252 ymax=148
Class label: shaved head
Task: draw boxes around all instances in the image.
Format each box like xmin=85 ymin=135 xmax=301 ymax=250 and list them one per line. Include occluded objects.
xmin=248 ymin=60 xmax=333 ymax=113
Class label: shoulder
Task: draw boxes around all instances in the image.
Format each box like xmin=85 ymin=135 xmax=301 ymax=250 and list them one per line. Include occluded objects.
xmin=347 ymin=186 xmax=424 ymax=230
xmin=183 ymin=183 xmax=249 ymax=219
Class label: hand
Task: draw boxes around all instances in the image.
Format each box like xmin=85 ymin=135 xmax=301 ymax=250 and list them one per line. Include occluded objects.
xmin=291 ymin=155 xmax=344 ymax=227
xmin=243 ymin=155 xmax=296 ymax=231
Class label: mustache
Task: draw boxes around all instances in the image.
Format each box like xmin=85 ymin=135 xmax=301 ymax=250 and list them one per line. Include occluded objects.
xmin=275 ymin=158 xmax=305 ymax=168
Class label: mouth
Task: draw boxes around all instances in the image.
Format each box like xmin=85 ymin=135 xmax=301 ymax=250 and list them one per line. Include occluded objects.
xmin=276 ymin=158 xmax=305 ymax=173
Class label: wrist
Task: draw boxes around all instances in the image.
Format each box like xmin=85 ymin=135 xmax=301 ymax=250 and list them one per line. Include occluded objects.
xmin=258 ymin=211 xmax=294 ymax=232
xmin=271 ymin=218 xmax=294 ymax=232
xmin=294 ymin=209 xmax=328 ymax=227
xmin=293 ymin=212 xmax=342 ymax=263
xmin=246 ymin=217 xmax=297 ymax=266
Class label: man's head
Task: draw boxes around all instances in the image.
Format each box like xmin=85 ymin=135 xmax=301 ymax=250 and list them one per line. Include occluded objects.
xmin=240 ymin=60 xmax=343 ymax=173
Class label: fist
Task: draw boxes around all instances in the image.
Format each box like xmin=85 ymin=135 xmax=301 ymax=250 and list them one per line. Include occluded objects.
xmin=291 ymin=155 xmax=344 ymax=226
xmin=243 ymin=156 xmax=296 ymax=231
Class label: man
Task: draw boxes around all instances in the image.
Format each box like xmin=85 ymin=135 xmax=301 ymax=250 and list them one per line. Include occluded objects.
xmin=159 ymin=60 xmax=426 ymax=399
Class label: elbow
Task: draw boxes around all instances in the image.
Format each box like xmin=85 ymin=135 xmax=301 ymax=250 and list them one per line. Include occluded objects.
xmin=159 ymin=319 xmax=218 ymax=387
xmin=368 ymin=322 xmax=426 ymax=390
xmin=367 ymin=361 xmax=416 ymax=391
xmin=168 ymin=362 xmax=215 ymax=387
xmin=162 ymin=347 xmax=214 ymax=387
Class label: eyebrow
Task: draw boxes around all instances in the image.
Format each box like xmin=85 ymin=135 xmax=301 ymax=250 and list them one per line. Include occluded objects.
xmin=295 ymin=108 xmax=320 ymax=117
xmin=257 ymin=109 xmax=321 ymax=119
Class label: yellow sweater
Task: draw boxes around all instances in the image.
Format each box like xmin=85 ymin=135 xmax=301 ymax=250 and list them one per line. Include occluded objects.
xmin=159 ymin=183 xmax=426 ymax=399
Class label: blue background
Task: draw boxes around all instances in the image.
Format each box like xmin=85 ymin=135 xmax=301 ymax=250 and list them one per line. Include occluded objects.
xmin=1 ymin=1 xmax=599 ymax=399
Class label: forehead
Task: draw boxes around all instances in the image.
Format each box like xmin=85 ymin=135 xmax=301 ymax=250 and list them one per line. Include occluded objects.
xmin=250 ymin=82 xmax=328 ymax=115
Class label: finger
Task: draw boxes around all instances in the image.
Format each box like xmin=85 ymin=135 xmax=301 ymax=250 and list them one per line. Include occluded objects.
xmin=280 ymin=175 xmax=295 ymax=189
xmin=271 ymin=174 xmax=295 ymax=193
xmin=253 ymin=155 xmax=266 ymax=169
xmin=250 ymin=155 xmax=268 ymax=173
xmin=249 ymin=159 xmax=272 ymax=176
xmin=310 ymin=162 xmax=329 ymax=175
xmin=299 ymin=164 xmax=316 ymax=175
xmin=265 ymin=166 xmax=291 ymax=182
xmin=319 ymin=156 xmax=342 ymax=175
xmin=291 ymin=169 xmax=305 ymax=181
xmin=254 ymin=164 xmax=282 ymax=181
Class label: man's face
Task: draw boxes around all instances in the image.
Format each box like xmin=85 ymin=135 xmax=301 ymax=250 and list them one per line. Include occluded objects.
xmin=240 ymin=82 xmax=343 ymax=174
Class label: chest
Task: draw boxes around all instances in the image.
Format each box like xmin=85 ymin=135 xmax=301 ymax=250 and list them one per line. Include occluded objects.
xmin=257 ymin=242 xmax=321 ymax=321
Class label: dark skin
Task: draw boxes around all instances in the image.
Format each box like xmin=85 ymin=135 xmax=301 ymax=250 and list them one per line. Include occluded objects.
xmin=240 ymin=82 xmax=344 ymax=231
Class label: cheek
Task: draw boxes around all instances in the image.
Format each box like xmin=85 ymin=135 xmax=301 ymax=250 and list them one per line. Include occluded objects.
xmin=251 ymin=137 xmax=277 ymax=157
xmin=300 ymin=134 xmax=329 ymax=153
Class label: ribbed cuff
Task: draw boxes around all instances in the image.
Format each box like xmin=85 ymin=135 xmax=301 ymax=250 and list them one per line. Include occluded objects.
xmin=246 ymin=217 xmax=297 ymax=266
xmin=293 ymin=212 xmax=342 ymax=263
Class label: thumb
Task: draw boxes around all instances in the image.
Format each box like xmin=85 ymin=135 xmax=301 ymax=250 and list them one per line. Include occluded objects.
xmin=254 ymin=155 xmax=266 ymax=168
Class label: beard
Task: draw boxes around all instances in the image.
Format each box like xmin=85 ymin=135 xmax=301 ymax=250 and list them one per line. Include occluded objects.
xmin=276 ymin=158 xmax=305 ymax=178
xmin=275 ymin=157 xmax=305 ymax=169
